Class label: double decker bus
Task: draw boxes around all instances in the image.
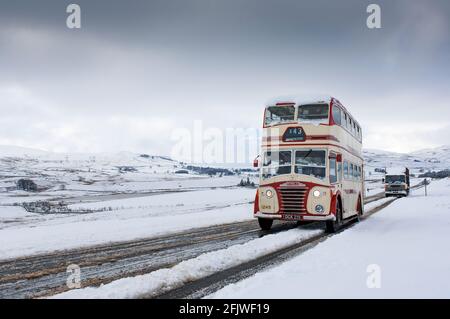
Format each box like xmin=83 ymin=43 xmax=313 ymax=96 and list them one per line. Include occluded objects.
xmin=253 ymin=96 xmax=364 ymax=232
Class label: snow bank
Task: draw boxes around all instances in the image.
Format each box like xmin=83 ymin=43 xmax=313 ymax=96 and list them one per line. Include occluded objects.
xmin=364 ymin=197 xmax=394 ymax=211
xmin=210 ymin=178 xmax=450 ymax=298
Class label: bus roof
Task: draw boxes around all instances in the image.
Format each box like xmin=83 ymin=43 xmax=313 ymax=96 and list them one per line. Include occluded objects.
xmin=265 ymin=95 xmax=360 ymax=127
xmin=266 ymin=95 xmax=333 ymax=107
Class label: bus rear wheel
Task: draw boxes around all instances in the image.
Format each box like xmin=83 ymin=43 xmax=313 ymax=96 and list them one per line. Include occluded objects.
xmin=326 ymin=201 xmax=342 ymax=233
xmin=258 ymin=218 xmax=273 ymax=231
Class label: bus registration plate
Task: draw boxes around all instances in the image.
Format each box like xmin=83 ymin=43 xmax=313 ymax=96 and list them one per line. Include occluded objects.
xmin=283 ymin=214 xmax=301 ymax=221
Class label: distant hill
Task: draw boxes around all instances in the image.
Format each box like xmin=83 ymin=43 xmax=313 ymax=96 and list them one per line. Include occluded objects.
xmin=0 ymin=145 xmax=49 ymax=157
xmin=1 ymin=144 xmax=448 ymax=174
xmin=363 ymin=145 xmax=450 ymax=173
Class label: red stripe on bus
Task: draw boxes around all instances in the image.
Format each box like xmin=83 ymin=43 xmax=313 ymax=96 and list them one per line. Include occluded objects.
xmin=262 ymin=135 xmax=340 ymax=142
xmin=306 ymin=135 xmax=340 ymax=142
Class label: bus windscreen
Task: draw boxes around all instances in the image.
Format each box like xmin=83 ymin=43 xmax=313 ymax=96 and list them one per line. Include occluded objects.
xmin=386 ymin=175 xmax=405 ymax=184
xmin=294 ymin=149 xmax=326 ymax=180
xmin=261 ymin=150 xmax=292 ymax=179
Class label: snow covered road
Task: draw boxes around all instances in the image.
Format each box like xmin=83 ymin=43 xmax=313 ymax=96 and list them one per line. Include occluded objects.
xmin=0 ymin=189 xmax=390 ymax=299
xmin=50 ymin=194 xmax=395 ymax=299
xmin=0 ymin=219 xmax=305 ymax=298
xmin=209 ymin=179 xmax=450 ymax=298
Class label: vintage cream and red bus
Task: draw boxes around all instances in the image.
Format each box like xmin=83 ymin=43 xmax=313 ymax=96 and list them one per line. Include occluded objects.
xmin=253 ymin=96 xmax=364 ymax=232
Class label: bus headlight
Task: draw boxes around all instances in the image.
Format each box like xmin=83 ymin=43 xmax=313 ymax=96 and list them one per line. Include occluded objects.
xmin=265 ymin=189 xmax=274 ymax=198
xmin=313 ymin=190 xmax=321 ymax=198
xmin=315 ymin=204 xmax=324 ymax=213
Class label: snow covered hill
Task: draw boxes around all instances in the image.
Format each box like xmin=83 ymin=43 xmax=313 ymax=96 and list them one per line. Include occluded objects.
xmin=0 ymin=145 xmax=252 ymax=203
xmin=0 ymin=145 xmax=49 ymax=157
xmin=363 ymin=146 xmax=450 ymax=172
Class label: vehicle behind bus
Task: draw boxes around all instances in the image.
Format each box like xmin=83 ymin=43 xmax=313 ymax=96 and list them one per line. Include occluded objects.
xmin=384 ymin=167 xmax=410 ymax=197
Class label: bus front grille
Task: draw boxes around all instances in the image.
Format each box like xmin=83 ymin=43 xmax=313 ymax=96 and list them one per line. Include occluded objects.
xmin=278 ymin=186 xmax=307 ymax=213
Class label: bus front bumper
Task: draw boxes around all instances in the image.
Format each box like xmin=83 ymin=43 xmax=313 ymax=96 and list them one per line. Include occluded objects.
xmin=254 ymin=212 xmax=335 ymax=221
xmin=386 ymin=190 xmax=407 ymax=196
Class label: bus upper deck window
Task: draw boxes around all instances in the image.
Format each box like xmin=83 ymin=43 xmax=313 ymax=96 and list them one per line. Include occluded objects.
xmin=264 ymin=105 xmax=295 ymax=126
xmin=332 ymin=106 xmax=341 ymax=125
xmin=297 ymin=104 xmax=329 ymax=124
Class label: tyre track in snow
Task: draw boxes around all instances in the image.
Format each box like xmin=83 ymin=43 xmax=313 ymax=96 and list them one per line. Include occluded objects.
xmin=0 ymin=219 xmax=304 ymax=299
xmin=0 ymin=192 xmax=390 ymax=299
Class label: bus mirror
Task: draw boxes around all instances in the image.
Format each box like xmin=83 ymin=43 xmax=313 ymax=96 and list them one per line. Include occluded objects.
xmin=253 ymin=156 xmax=260 ymax=168
xmin=382 ymin=178 xmax=385 ymax=183
xmin=336 ymin=154 xmax=342 ymax=162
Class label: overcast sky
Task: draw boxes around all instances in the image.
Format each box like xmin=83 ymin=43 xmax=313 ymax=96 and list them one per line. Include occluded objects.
xmin=0 ymin=0 xmax=449 ymax=161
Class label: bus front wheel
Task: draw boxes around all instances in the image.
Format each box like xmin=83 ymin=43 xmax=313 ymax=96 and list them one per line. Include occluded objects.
xmin=258 ymin=218 xmax=273 ymax=231
xmin=326 ymin=201 xmax=342 ymax=233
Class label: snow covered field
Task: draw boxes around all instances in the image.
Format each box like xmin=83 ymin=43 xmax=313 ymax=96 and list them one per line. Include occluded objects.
xmin=210 ymin=178 xmax=450 ymax=298
xmin=0 ymin=146 xmax=259 ymax=260
xmin=0 ymin=187 xmax=255 ymax=260
xmin=0 ymin=146 xmax=256 ymax=205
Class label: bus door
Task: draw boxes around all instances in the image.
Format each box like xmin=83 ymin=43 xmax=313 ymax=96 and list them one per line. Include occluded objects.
xmin=329 ymin=152 xmax=342 ymax=208
xmin=342 ymin=159 xmax=351 ymax=215
xmin=348 ymin=163 xmax=357 ymax=215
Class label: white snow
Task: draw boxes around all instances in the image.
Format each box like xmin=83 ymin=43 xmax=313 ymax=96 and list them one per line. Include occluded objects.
xmin=0 ymin=188 xmax=256 ymax=260
xmin=209 ymin=178 xmax=450 ymax=298
xmin=0 ymin=147 xmax=255 ymax=200
xmin=385 ymin=167 xmax=407 ymax=175
xmin=363 ymin=197 xmax=394 ymax=211
xmin=0 ymin=145 xmax=49 ymax=157
xmin=1 ymin=144 xmax=449 ymax=298
xmin=0 ymin=148 xmax=259 ymax=260
xmin=364 ymin=147 xmax=450 ymax=172
xmin=51 ymin=197 xmax=392 ymax=299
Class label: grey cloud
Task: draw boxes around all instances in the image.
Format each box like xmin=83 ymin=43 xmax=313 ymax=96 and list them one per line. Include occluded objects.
xmin=0 ymin=0 xmax=449 ymax=155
